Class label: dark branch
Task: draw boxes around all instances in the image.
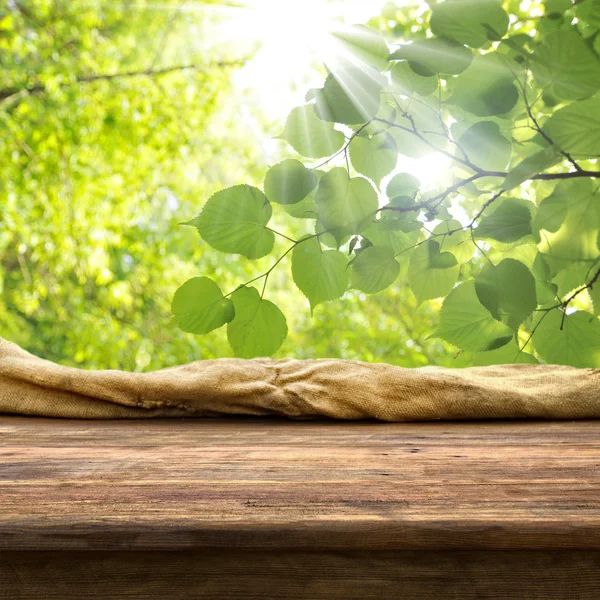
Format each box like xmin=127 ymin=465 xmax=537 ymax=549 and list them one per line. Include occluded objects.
xmin=0 ymin=60 xmax=246 ymax=103
xmin=373 ymin=118 xmax=600 ymax=184
xmin=374 ymin=117 xmax=484 ymax=174
xmin=516 ymin=67 xmax=583 ymax=173
xmin=379 ymin=173 xmax=484 ymax=214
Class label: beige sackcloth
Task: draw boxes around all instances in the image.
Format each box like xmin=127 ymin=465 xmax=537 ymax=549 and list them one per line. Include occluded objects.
xmin=0 ymin=336 xmax=598 ymax=420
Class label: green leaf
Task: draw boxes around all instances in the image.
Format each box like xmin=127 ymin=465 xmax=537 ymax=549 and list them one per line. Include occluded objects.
xmin=316 ymin=168 xmax=378 ymax=245
xmin=380 ymin=206 xmax=423 ymax=233
xmin=390 ymin=61 xmax=437 ymax=97
xmin=543 ymin=96 xmax=600 ymax=157
xmin=536 ymin=179 xmax=600 ymax=262
xmin=188 ymin=185 xmax=274 ymax=259
xmin=476 ymin=197 xmax=533 ymax=243
xmin=532 ymin=252 xmax=559 ymax=307
xmin=533 ymin=310 xmax=600 ymax=367
xmin=552 ymin=263 xmax=590 ymax=297
xmin=590 ymin=280 xmax=600 ymax=315
xmin=291 ymin=236 xmax=349 ymax=309
xmin=534 ymin=192 xmax=568 ymax=233
xmin=281 ymin=170 xmax=325 ymax=220
xmin=281 ymin=105 xmax=345 ymax=158
xmin=458 ymin=121 xmax=512 ymax=172
xmin=471 ymin=341 xmax=538 ymax=366
xmin=577 ymin=0 xmax=600 ymax=28
xmin=451 ymin=54 xmax=519 ymax=117
xmin=282 ymin=195 xmax=317 ymax=219
xmin=388 ymin=98 xmax=448 ymax=158
xmin=331 ymin=25 xmax=390 ymax=71
xmin=531 ymin=30 xmax=600 ymax=101
xmin=430 ymin=0 xmax=510 ymax=48
xmin=227 ymin=286 xmax=287 ymax=358
xmin=433 ymin=219 xmax=473 ymax=263
xmin=349 ymin=133 xmax=397 ymax=186
xmin=264 ymin=159 xmax=317 ymax=205
xmin=390 ymin=38 xmax=472 ymax=75
xmin=545 ymin=0 xmax=572 ymax=15
xmin=408 ymin=240 xmax=459 ymax=304
xmin=362 ymin=220 xmax=421 ymax=255
xmin=171 ymin=277 xmax=234 ymax=334
xmin=351 ymin=245 xmax=401 ymax=294
xmin=315 ymin=68 xmax=384 ymax=125
xmin=503 ymin=146 xmax=561 ymax=191
xmin=475 ymin=258 xmax=537 ymax=330
xmin=532 ymin=251 xmax=552 ymax=281
xmin=435 ymin=281 xmax=514 ymax=351
xmin=386 ymin=173 xmax=420 ymax=199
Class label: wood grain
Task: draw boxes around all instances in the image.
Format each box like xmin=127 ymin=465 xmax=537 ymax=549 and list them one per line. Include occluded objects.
xmin=1 ymin=416 xmax=600 ymax=552
xmin=3 ymin=549 xmax=600 ymax=599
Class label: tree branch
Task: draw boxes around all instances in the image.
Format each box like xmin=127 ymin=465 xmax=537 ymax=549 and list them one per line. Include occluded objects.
xmin=0 ymin=60 xmax=247 ymax=103
xmin=516 ymin=65 xmax=583 ymax=173
xmin=379 ymin=173 xmax=484 ymax=214
xmin=312 ymin=121 xmax=373 ymax=171
xmin=374 ymin=117 xmax=484 ymax=174
xmin=374 ymin=117 xmax=600 ymax=186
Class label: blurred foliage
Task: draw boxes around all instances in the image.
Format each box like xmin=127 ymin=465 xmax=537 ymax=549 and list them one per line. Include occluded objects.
xmin=0 ymin=0 xmax=453 ymax=370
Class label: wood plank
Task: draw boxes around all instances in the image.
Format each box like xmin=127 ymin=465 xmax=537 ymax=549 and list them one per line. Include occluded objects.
xmin=3 ymin=549 xmax=600 ymax=600
xmin=1 ymin=416 xmax=600 ymax=551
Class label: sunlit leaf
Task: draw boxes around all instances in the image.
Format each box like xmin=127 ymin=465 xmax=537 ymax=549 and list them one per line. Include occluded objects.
xmin=433 ymin=219 xmax=473 ymax=263
xmin=475 ymin=197 xmax=533 ymax=242
xmin=543 ymin=96 xmax=600 ymax=157
xmin=315 ymin=68 xmax=384 ymax=125
xmin=471 ymin=341 xmax=538 ymax=365
xmin=281 ymin=170 xmax=325 ymax=220
xmin=451 ymin=54 xmax=519 ymax=117
xmin=172 ymin=277 xmax=234 ymax=334
xmin=351 ymin=245 xmax=400 ymax=293
xmin=536 ymin=179 xmax=600 ymax=262
xmin=408 ymin=240 xmax=459 ymax=304
xmin=291 ymin=236 xmax=349 ymax=309
xmin=349 ymin=133 xmax=397 ymax=186
xmin=546 ymin=0 xmax=572 ymax=15
xmin=474 ymin=258 xmax=537 ymax=330
xmin=503 ymin=146 xmax=561 ymax=191
xmin=264 ymin=159 xmax=317 ymax=205
xmin=531 ymin=30 xmax=600 ymax=101
xmin=551 ymin=263 xmax=590 ymax=298
xmin=187 ymin=185 xmax=274 ymax=259
xmin=458 ymin=121 xmax=512 ymax=172
xmin=227 ymin=286 xmax=287 ymax=358
xmin=533 ymin=310 xmax=600 ymax=367
xmin=576 ymin=0 xmax=600 ymax=28
xmin=430 ymin=0 xmax=510 ymax=48
xmin=388 ymin=98 xmax=448 ymax=157
xmin=331 ymin=25 xmax=390 ymax=71
xmin=390 ymin=38 xmax=472 ymax=75
xmin=390 ymin=61 xmax=438 ymax=96
xmin=315 ymin=168 xmax=378 ymax=245
xmin=361 ymin=220 xmax=421 ymax=255
xmin=435 ymin=281 xmax=513 ymax=351
xmin=386 ymin=172 xmax=421 ymax=199
xmin=282 ymin=105 xmax=345 ymax=158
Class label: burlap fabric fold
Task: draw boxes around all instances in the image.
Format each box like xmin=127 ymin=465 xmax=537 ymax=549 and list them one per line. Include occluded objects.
xmin=0 ymin=337 xmax=598 ymax=420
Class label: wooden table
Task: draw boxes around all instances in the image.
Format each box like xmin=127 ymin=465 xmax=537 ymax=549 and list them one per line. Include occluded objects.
xmin=1 ymin=416 xmax=600 ymax=599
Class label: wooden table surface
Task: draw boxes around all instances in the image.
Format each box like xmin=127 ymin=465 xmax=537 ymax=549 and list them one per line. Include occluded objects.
xmin=1 ymin=416 xmax=600 ymax=552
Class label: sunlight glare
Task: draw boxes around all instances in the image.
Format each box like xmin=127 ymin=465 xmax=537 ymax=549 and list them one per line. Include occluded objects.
xmin=222 ymin=0 xmax=389 ymax=116
xmin=207 ymin=0 xmax=454 ymax=186
xmin=399 ymin=153 xmax=452 ymax=188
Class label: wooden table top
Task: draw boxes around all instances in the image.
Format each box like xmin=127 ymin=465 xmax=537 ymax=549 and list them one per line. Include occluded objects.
xmin=1 ymin=416 xmax=599 ymax=552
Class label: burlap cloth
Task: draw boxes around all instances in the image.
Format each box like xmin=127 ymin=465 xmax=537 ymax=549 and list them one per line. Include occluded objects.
xmin=0 ymin=336 xmax=598 ymax=420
